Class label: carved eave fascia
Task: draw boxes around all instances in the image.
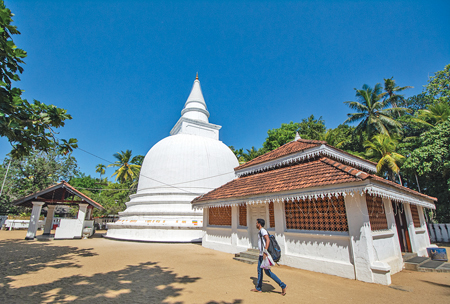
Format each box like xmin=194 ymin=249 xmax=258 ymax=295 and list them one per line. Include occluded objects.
xmin=235 ymin=144 xmax=377 ymax=177
xmin=192 ymin=180 xmax=436 ymax=210
xmin=170 ymin=117 xmax=222 ymax=136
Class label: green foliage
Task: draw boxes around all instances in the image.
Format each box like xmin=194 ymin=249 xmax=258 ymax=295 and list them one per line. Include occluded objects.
xmin=381 ymin=77 xmax=413 ymax=109
xmin=0 ymin=1 xmax=76 ymax=158
xmin=425 ymin=63 xmax=450 ymax=103
xmin=402 ymin=119 xmax=450 ymax=222
xmin=0 ymin=150 xmax=79 ymax=214
xmin=262 ymin=121 xmax=300 ymax=152
xmin=364 ymin=134 xmax=404 ymax=181
xmin=107 ymin=150 xmax=141 ymax=184
xmin=262 ymin=115 xmax=326 ymax=152
xmin=68 ymin=175 xmax=130 ymax=217
xmin=344 ymin=83 xmax=407 ymax=137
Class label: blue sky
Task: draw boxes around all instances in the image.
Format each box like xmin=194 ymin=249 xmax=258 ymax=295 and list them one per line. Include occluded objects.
xmin=1 ymin=0 xmax=449 ymax=180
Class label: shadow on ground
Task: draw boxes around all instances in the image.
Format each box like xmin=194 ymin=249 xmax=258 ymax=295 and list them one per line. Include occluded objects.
xmin=0 ymin=239 xmax=201 ymax=303
xmin=250 ymin=276 xmax=275 ymax=292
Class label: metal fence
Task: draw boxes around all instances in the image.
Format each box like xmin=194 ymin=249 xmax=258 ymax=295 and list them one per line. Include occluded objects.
xmin=428 ymin=223 xmax=450 ymax=243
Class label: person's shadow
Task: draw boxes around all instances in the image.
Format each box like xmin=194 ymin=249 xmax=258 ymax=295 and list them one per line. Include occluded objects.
xmin=250 ymin=276 xmax=279 ymax=293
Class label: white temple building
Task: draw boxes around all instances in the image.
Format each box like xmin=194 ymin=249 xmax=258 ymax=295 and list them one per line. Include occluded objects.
xmin=106 ymin=76 xmax=239 ymax=242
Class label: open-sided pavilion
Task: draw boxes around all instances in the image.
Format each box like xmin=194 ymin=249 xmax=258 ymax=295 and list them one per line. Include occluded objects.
xmin=13 ymin=181 xmax=105 ymax=240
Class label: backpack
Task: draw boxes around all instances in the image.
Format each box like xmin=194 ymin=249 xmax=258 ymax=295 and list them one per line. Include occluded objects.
xmin=259 ymin=230 xmax=282 ymax=263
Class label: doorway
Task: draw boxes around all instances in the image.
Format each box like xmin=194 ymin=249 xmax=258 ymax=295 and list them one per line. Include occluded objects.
xmin=250 ymin=204 xmax=267 ymax=249
xmin=392 ymin=202 xmax=412 ymax=252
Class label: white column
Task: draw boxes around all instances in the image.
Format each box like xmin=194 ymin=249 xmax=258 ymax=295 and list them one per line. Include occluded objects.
xmin=418 ymin=206 xmax=431 ymax=247
xmin=405 ymin=204 xmax=419 ymax=253
xmin=231 ymin=205 xmax=238 ymax=248
xmin=75 ymin=204 xmax=88 ymax=238
xmin=43 ymin=205 xmax=57 ymax=235
xmin=345 ymin=195 xmax=376 ymax=283
xmin=26 ymin=202 xmax=44 ymax=240
xmin=274 ymin=200 xmax=287 ymax=261
xmin=383 ymin=198 xmax=403 ymax=274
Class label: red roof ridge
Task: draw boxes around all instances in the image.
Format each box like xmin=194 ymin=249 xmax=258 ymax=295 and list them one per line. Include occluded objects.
xmin=320 ymin=157 xmax=370 ymax=180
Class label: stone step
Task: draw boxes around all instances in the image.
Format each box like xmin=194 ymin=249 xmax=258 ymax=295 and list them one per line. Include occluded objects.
xmin=418 ymin=260 xmax=450 ymax=273
xmin=402 ymin=252 xmax=417 ymax=262
xmin=239 ymin=251 xmax=260 ymax=260
xmin=233 ymin=256 xmax=258 ymax=264
xmin=404 ymin=256 xmax=430 ymax=271
xmin=234 ymin=248 xmax=259 ymax=265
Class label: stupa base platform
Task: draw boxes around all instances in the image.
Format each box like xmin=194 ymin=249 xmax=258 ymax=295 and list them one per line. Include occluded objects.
xmin=105 ymin=222 xmax=204 ymax=243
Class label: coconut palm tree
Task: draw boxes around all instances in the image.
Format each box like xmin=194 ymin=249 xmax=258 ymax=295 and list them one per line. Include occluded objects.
xmin=417 ymin=102 xmax=450 ymax=126
xmin=107 ymin=150 xmax=141 ymax=184
xmin=381 ymin=77 xmax=413 ymax=108
xmin=364 ymin=134 xmax=405 ymax=184
xmin=95 ymin=164 xmax=106 ymax=181
xmin=344 ymin=84 xmax=406 ymax=138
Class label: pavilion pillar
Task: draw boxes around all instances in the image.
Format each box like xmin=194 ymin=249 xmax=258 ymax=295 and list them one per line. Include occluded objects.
xmin=75 ymin=204 xmax=88 ymax=238
xmin=43 ymin=205 xmax=57 ymax=235
xmin=25 ymin=202 xmax=44 ymax=240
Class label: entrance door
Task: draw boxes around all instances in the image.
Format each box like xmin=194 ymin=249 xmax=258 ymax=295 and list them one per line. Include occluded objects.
xmin=250 ymin=204 xmax=267 ymax=249
xmin=392 ymin=202 xmax=412 ymax=252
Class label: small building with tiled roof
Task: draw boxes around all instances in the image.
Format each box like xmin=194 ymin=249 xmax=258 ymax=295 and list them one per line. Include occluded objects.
xmin=191 ymin=138 xmax=437 ymax=285
xmin=13 ymin=181 xmax=105 ymax=240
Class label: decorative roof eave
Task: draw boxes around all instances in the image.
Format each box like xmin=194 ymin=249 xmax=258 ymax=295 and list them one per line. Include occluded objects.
xmin=192 ymin=180 xmax=436 ymax=210
xmin=235 ymin=144 xmax=377 ymax=177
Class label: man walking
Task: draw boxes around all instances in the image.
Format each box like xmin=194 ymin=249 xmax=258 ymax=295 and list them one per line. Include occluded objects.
xmin=251 ymin=218 xmax=287 ymax=295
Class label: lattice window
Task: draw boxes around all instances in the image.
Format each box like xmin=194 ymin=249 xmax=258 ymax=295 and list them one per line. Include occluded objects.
xmin=410 ymin=204 xmax=421 ymax=228
xmin=208 ymin=206 xmax=232 ymax=226
xmin=269 ymin=201 xmax=275 ymax=228
xmin=366 ymin=194 xmax=388 ymax=231
xmin=284 ymin=196 xmax=348 ymax=232
xmin=239 ymin=204 xmax=247 ymax=227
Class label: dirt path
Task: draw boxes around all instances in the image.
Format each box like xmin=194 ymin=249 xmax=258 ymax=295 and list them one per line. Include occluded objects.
xmin=0 ymin=230 xmax=448 ymax=303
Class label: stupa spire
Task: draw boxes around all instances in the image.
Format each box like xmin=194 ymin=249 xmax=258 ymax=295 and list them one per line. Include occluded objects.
xmin=181 ymin=75 xmax=210 ymax=123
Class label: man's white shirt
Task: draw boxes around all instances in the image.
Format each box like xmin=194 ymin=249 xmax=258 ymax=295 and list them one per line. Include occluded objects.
xmin=258 ymin=228 xmax=268 ymax=256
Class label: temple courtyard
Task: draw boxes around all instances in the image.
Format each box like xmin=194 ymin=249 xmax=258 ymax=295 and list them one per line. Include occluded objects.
xmin=0 ymin=230 xmax=448 ymax=304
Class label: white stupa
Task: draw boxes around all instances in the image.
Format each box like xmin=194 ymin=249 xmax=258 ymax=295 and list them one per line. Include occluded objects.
xmin=106 ymin=75 xmax=239 ymax=242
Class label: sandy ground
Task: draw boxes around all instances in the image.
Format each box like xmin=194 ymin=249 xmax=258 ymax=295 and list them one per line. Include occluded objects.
xmin=0 ymin=230 xmax=449 ymax=304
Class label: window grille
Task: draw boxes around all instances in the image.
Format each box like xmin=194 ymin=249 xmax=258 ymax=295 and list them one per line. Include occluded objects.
xmin=239 ymin=204 xmax=247 ymax=227
xmin=410 ymin=204 xmax=421 ymax=228
xmin=269 ymin=201 xmax=275 ymax=228
xmin=284 ymin=196 xmax=348 ymax=232
xmin=208 ymin=206 xmax=232 ymax=226
xmin=366 ymin=194 xmax=388 ymax=231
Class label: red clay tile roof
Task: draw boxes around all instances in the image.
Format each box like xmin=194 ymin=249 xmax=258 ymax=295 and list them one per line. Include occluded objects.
xmin=236 ymin=139 xmax=324 ymax=170
xmin=194 ymin=157 xmax=368 ymax=203
xmin=13 ymin=181 xmax=105 ymax=210
xmin=193 ymin=156 xmax=436 ymax=204
xmin=235 ymin=138 xmax=377 ymax=171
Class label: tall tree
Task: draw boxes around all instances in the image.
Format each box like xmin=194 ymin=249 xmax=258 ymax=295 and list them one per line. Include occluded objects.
xmin=425 ymin=63 xmax=450 ymax=104
xmin=107 ymin=150 xmax=141 ymax=184
xmin=381 ymin=77 xmax=413 ymax=108
xmin=364 ymin=134 xmax=405 ymax=183
xmin=0 ymin=1 xmax=76 ymax=158
xmin=0 ymin=150 xmax=79 ymax=214
xmin=344 ymin=83 xmax=406 ymax=137
xmin=402 ymin=118 xmax=450 ymax=222
xmin=96 ymin=164 xmax=106 ymax=181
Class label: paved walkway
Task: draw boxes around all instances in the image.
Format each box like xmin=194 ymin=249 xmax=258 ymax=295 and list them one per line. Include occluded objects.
xmin=0 ymin=230 xmax=449 ymax=303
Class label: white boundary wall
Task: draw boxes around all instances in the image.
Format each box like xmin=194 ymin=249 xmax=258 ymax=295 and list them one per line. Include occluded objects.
xmin=428 ymin=223 xmax=450 ymax=243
